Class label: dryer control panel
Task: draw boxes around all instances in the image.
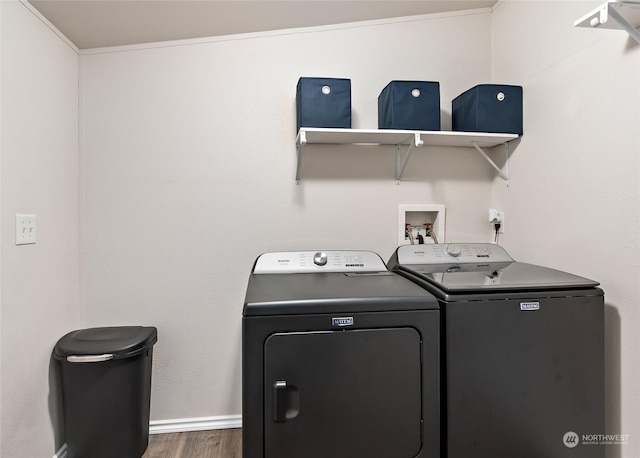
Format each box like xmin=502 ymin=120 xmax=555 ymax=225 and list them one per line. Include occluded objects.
xmin=396 ymin=243 xmax=514 ymax=265
xmin=253 ymin=250 xmax=388 ymax=274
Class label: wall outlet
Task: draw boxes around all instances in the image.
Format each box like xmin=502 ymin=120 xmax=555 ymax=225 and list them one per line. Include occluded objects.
xmin=488 ymin=208 xmax=504 ymax=234
xmin=16 ymin=214 xmax=37 ymax=245
xmin=399 ymin=204 xmax=445 ymax=245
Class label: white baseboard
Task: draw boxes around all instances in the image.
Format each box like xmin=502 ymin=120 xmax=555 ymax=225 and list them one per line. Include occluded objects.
xmin=52 ymin=415 xmax=242 ymax=457
xmin=149 ymin=414 xmax=242 ymax=435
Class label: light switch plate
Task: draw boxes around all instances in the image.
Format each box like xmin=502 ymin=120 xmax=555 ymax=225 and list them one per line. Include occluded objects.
xmin=16 ymin=214 xmax=36 ymax=245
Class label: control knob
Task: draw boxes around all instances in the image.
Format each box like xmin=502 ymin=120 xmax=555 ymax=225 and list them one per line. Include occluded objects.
xmin=445 ymin=244 xmax=462 ymax=257
xmin=313 ymin=252 xmax=328 ymax=266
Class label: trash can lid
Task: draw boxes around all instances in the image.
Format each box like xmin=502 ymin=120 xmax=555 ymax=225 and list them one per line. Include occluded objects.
xmin=54 ymin=326 xmax=158 ymax=360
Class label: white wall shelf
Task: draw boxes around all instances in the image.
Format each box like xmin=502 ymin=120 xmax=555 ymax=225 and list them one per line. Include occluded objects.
xmin=574 ymin=1 xmax=640 ymax=44
xmin=295 ymin=127 xmax=518 ymax=185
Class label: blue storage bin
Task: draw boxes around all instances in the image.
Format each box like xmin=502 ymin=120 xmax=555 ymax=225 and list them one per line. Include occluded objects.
xmin=378 ymin=81 xmax=440 ymax=131
xmin=296 ymin=77 xmax=351 ymax=132
xmin=452 ymin=84 xmax=523 ymax=135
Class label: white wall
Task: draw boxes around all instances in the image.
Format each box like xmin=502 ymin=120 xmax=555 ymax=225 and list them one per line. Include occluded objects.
xmin=491 ymin=1 xmax=640 ymax=457
xmin=80 ymin=10 xmax=496 ymax=421
xmin=3 ymin=2 xmax=634 ymax=456
xmin=0 ymin=1 xmax=80 ymax=457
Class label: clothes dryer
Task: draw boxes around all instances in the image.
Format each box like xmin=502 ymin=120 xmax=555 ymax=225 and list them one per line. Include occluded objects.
xmin=388 ymin=243 xmax=604 ymax=458
xmin=243 ymin=250 xmax=440 ymax=458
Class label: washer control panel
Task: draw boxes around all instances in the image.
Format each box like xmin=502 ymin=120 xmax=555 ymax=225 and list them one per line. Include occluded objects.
xmin=253 ymin=250 xmax=388 ymax=274
xmin=396 ymin=243 xmax=513 ymax=265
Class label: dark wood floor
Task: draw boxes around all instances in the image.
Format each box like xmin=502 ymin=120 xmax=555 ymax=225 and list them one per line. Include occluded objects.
xmin=143 ymin=429 xmax=242 ymax=457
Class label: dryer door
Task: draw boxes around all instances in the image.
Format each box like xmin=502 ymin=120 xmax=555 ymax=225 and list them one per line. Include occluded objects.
xmin=264 ymin=327 xmax=422 ymax=458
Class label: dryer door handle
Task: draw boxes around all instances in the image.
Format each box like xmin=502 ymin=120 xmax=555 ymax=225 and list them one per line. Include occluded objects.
xmin=273 ymin=380 xmax=300 ymax=423
xmin=273 ymin=380 xmax=288 ymax=422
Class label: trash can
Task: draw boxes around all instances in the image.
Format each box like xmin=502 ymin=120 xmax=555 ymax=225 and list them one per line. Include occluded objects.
xmin=54 ymin=326 xmax=158 ymax=458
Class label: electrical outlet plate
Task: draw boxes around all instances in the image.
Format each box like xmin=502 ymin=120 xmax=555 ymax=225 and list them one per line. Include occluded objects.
xmin=16 ymin=214 xmax=37 ymax=245
xmin=488 ymin=208 xmax=505 ymax=234
xmin=398 ymin=204 xmax=445 ymax=245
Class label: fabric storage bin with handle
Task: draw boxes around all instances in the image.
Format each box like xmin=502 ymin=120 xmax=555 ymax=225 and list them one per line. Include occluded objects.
xmin=378 ymin=80 xmax=441 ymax=131
xmin=452 ymin=84 xmax=523 ymax=135
xmin=296 ymin=77 xmax=351 ymax=132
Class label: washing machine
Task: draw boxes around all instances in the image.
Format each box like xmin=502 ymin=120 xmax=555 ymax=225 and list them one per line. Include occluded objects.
xmin=388 ymin=243 xmax=604 ymax=458
xmin=242 ymin=250 xmax=440 ymax=458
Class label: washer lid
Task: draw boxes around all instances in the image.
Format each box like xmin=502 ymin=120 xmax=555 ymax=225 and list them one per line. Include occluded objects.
xmin=390 ymin=244 xmax=599 ymax=292
xmin=398 ymin=262 xmax=599 ymax=293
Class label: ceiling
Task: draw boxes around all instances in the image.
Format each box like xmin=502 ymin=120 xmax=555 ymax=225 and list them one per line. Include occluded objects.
xmin=28 ymin=0 xmax=498 ymax=50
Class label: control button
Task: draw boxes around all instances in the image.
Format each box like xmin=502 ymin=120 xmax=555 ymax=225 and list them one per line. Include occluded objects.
xmin=445 ymin=244 xmax=462 ymax=257
xmin=313 ymin=252 xmax=328 ymax=266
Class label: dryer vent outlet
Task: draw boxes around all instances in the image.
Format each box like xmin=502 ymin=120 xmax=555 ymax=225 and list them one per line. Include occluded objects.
xmin=399 ymin=204 xmax=445 ymax=245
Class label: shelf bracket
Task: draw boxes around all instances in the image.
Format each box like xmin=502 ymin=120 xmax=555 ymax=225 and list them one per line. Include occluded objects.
xmin=395 ymin=133 xmax=424 ymax=184
xmin=295 ymin=130 xmax=307 ymax=184
xmin=471 ymin=141 xmax=510 ymax=186
xmin=608 ymin=2 xmax=640 ymax=44
xmin=574 ymin=1 xmax=640 ymax=45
